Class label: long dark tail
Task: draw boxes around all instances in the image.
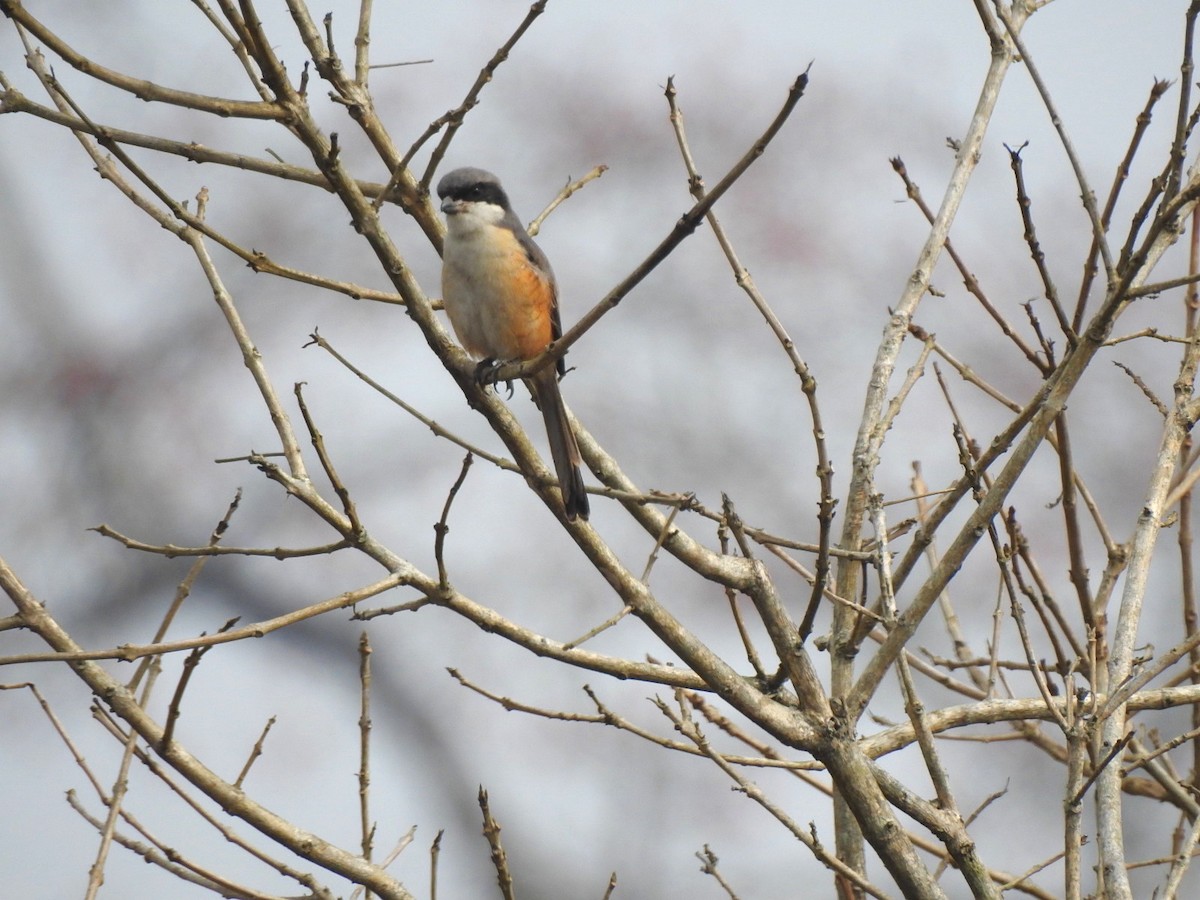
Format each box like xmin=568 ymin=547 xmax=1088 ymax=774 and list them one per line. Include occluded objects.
xmin=532 ymin=371 xmax=589 ymax=521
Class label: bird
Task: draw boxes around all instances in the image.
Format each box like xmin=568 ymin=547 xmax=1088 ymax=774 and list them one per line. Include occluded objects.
xmin=436 ymin=167 xmax=590 ymax=522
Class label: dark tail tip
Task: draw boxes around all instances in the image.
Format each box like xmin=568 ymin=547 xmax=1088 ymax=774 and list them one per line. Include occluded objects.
xmin=564 ymin=468 xmax=590 ymax=522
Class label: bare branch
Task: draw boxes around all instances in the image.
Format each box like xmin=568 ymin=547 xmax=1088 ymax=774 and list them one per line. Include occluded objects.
xmin=493 ymin=67 xmax=813 ymax=384
xmin=478 ymin=788 xmax=516 ymax=900
xmin=0 ymin=558 xmax=414 ymax=899
xmin=419 ymin=0 xmax=550 ymax=189
xmin=1 ymin=0 xmax=285 ymax=117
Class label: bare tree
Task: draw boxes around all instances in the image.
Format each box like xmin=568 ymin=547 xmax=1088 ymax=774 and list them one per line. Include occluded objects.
xmin=2 ymin=1 xmax=1200 ymax=898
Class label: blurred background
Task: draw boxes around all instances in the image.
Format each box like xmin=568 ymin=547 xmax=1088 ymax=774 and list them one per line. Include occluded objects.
xmin=0 ymin=1 xmax=1193 ymax=897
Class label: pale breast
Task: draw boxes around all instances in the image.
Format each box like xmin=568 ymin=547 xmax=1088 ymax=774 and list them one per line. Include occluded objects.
xmin=442 ymin=223 xmax=555 ymax=362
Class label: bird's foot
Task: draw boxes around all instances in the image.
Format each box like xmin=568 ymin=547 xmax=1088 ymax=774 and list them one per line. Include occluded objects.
xmin=473 ymin=358 xmax=515 ymax=399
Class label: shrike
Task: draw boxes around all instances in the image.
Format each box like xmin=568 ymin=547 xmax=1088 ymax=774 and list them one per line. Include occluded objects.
xmin=437 ymin=167 xmax=590 ymax=521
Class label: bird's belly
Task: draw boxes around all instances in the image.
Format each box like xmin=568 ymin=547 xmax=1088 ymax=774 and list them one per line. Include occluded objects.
xmin=442 ymin=236 xmax=553 ymax=362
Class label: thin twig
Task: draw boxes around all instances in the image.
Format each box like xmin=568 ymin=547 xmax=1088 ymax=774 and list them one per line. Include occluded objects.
xmin=359 ymin=632 xmax=375 ymax=899
xmin=1006 ymin=142 xmax=1073 ymax=341
xmin=296 ymin=381 xmax=362 ymax=535
xmin=655 ymin=698 xmax=891 ymax=899
xmin=0 ymin=575 xmax=408 ymax=666
xmin=91 ymin=524 xmax=350 ymax=560
xmin=161 ymin=617 xmax=240 ymax=749
xmin=418 ymin=0 xmax=550 ymax=189
xmin=354 ymin=0 xmax=373 ymax=86
xmin=430 ymin=830 xmax=443 ymax=900
xmin=527 ymin=165 xmax=608 ymax=236
xmin=68 ymin=791 xmax=278 ymax=900
xmin=435 ymin=454 xmax=474 ymax=588
xmin=891 ymin=157 xmax=1044 ymax=369
xmin=2 ymin=0 xmax=284 ymax=117
xmin=1076 ymin=79 xmax=1172 ymax=326
xmin=663 ymin=74 xmax=835 ymax=643
xmin=696 ymin=845 xmax=742 ymax=899
xmin=994 ymin=4 xmax=1114 ymax=283
xmin=490 ymin=68 xmax=813 ymax=383
xmin=478 ymin=788 xmax=515 ymax=900
xmin=306 ymin=330 xmax=517 ymax=471
xmin=1 ymin=558 xmax=409 ymax=898
xmin=233 ymin=716 xmax=277 ymax=789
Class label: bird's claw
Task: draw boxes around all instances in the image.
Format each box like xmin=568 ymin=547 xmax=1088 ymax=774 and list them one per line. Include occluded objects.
xmin=474 ymin=359 xmax=515 ymax=399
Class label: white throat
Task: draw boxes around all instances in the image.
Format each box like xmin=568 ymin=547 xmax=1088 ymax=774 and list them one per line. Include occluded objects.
xmin=445 ymin=200 xmax=507 ymax=240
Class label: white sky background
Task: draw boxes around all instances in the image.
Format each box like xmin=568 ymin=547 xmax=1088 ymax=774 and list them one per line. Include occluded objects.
xmin=0 ymin=2 xmax=1194 ymax=898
